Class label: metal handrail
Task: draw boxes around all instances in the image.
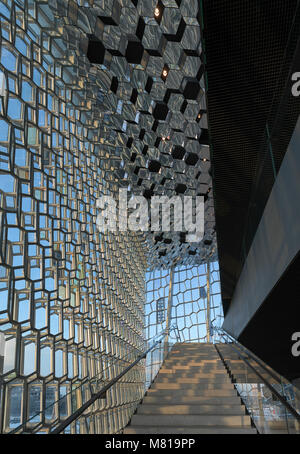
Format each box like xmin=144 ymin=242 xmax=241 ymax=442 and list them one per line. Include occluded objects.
xmin=215 ymin=327 xmax=300 ymax=422
xmin=8 ymin=330 xmax=163 ymax=433
xmin=49 ymin=328 xmax=176 ymax=434
xmin=170 ymin=324 xmax=181 ymax=343
xmin=216 ymin=327 xmax=285 ymax=384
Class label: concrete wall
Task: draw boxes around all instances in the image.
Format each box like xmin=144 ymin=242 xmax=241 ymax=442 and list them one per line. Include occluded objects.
xmin=223 ymin=117 xmax=300 ymax=338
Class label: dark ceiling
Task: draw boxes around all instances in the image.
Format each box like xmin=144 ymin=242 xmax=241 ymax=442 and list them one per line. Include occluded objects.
xmin=202 ymin=0 xmax=300 ymax=314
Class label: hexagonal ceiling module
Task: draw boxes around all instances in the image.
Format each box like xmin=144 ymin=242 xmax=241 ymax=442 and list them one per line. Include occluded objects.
xmin=47 ymin=0 xmax=217 ymax=269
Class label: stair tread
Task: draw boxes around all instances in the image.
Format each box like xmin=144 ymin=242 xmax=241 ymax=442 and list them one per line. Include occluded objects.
xmin=123 ymin=343 xmax=254 ymax=434
xmin=143 ymin=396 xmax=241 ymax=404
xmin=130 ymin=414 xmax=252 ymax=426
xmin=124 ymin=427 xmax=257 ymax=434
xmin=151 ymin=383 xmax=235 ymax=389
xmin=155 ymin=377 xmax=231 ymax=383
xmin=137 ymin=404 xmax=246 ymax=415
xmin=147 ymin=389 xmax=238 ymax=396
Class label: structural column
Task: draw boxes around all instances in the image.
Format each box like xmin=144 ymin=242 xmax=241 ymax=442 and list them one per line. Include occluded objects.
xmin=0 ymin=333 xmax=4 ymax=375
xmin=164 ymin=267 xmax=174 ymax=354
xmin=206 ymin=261 xmax=211 ymax=342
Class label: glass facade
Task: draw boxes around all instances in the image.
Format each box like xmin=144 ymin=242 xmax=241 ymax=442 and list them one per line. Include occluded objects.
xmin=0 ymin=0 xmax=222 ymax=434
xmin=145 ymin=262 xmax=222 ymax=343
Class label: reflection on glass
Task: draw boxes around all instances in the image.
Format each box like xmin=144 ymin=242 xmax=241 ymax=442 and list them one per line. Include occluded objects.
xmin=8 ymin=386 xmax=22 ymax=429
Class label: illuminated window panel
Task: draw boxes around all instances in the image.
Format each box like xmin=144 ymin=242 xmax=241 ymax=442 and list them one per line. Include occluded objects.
xmin=0 ymin=0 xmax=220 ymax=434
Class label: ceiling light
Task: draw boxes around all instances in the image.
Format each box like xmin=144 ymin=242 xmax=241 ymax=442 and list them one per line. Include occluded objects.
xmin=154 ymin=7 xmax=160 ymax=17
xmin=161 ymin=65 xmax=169 ymax=81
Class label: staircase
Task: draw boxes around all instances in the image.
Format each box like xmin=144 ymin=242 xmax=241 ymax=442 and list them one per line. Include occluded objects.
xmin=124 ymin=343 xmax=257 ymax=434
xmin=216 ymin=343 xmax=300 ymax=434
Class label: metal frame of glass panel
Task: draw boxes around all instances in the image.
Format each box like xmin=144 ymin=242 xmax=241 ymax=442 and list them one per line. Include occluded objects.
xmin=0 ymin=0 xmax=148 ymax=432
xmin=0 ymin=0 xmax=222 ymax=434
xmin=145 ymin=261 xmax=223 ymax=343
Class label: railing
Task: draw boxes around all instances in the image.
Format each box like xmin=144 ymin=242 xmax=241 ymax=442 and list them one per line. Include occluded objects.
xmin=145 ymin=325 xmax=181 ymax=390
xmin=6 ymin=326 xmax=180 ymax=434
xmin=214 ymin=327 xmax=300 ymax=434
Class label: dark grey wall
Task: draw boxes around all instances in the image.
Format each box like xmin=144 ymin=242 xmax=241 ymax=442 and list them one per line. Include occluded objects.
xmin=223 ymin=117 xmax=300 ymax=338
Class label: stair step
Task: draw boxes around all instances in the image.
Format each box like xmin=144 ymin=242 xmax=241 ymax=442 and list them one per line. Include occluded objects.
xmin=151 ymin=382 xmax=234 ymax=390
xmin=155 ymin=377 xmax=231 ymax=384
xmin=169 ymin=355 xmax=220 ymax=358
xmin=163 ymin=361 xmax=224 ymax=365
xmin=123 ymin=343 xmax=257 ymax=434
xmin=147 ymin=388 xmax=238 ymax=397
xmin=143 ymin=395 xmax=242 ymax=405
xmin=165 ymin=364 xmax=224 ymax=367
xmin=136 ymin=404 xmax=246 ymax=415
xmin=124 ymin=426 xmax=257 ymax=434
xmin=162 ymin=366 xmax=226 ymax=371
xmin=171 ymin=350 xmax=217 ymax=352
xmin=130 ymin=414 xmax=252 ymax=427
xmin=165 ymin=358 xmax=222 ymax=361
xmin=171 ymin=360 xmax=221 ymax=363
xmin=158 ymin=372 xmax=229 ymax=378
xmin=166 ymin=354 xmax=220 ymax=357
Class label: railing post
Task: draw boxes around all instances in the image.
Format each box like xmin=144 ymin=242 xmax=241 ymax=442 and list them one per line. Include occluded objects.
xmin=206 ymin=261 xmax=211 ymax=343
xmin=164 ymin=267 xmax=174 ymax=355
